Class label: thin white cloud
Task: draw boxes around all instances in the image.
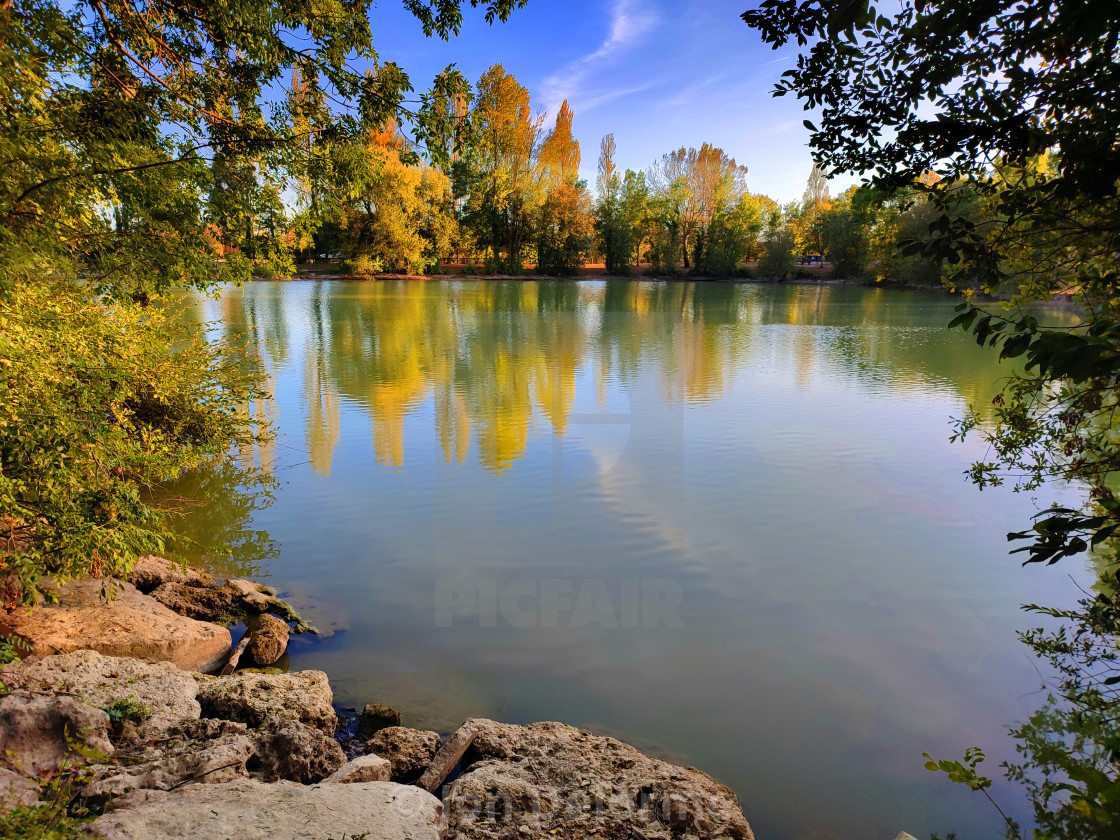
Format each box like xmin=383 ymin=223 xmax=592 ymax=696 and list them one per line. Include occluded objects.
xmin=539 ymin=0 xmax=659 ymax=115
xmin=660 ymin=56 xmax=791 ymax=111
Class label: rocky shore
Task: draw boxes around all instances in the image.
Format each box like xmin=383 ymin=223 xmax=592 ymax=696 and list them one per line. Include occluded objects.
xmin=0 ymin=557 xmax=754 ymax=839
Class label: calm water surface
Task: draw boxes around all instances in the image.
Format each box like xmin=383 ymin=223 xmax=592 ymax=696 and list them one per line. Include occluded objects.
xmin=178 ymin=280 xmax=1088 ymax=840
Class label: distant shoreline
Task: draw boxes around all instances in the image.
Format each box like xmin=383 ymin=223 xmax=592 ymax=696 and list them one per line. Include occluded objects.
xmin=252 ymin=271 xmax=1083 ymax=311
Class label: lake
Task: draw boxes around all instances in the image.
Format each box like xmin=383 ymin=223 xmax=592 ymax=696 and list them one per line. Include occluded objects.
xmin=176 ymin=279 xmax=1087 ymax=840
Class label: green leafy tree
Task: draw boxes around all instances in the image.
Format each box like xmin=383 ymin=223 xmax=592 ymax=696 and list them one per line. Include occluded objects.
xmin=536 ymin=181 xmax=591 ymax=275
xmin=460 ymin=64 xmax=541 ymax=272
xmin=2 ymin=0 xmax=517 ymax=298
xmin=757 ymin=204 xmax=797 ymax=278
xmin=697 ymin=193 xmax=766 ymax=276
xmin=595 ymin=134 xmax=632 ymax=275
xmin=646 ymin=144 xmax=747 ymax=271
xmin=619 ymin=170 xmax=651 ymax=270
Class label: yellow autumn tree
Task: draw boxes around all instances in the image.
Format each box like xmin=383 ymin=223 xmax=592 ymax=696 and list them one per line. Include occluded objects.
xmin=338 ymin=123 xmax=454 ymax=273
xmin=535 ymin=101 xmax=591 ymax=275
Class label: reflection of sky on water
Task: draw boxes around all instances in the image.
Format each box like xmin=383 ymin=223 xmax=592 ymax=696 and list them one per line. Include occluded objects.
xmin=177 ymin=280 xmax=1087 ymax=840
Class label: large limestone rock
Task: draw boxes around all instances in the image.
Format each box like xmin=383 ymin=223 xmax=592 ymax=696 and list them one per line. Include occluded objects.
xmin=88 ymin=779 xmax=447 ymax=840
xmin=367 ymin=726 xmax=443 ymax=782
xmin=84 ymin=719 xmax=255 ymax=803
xmin=194 ymin=670 xmax=336 ymax=733
xmin=445 ymin=719 xmax=754 ymax=840
xmin=0 ymin=579 xmax=230 ymax=673
xmin=1 ymin=650 xmax=201 ymax=740
xmin=85 ymin=716 xmax=346 ymax=800
xmin=0 ymin=691 xmax=113 ymax=775
xmin=253 ymin=723 xmax=345 ymax=784
xmin=127 ymin=555 xmax=212 ymax=593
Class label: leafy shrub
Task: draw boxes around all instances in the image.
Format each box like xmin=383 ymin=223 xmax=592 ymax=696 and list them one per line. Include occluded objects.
xmin=0 ymin=283 xmax=266 ymax=604
xmin=460 ymin=263 xmax=478 ymax=276
xmin=250 ymin=263 xmax=281 ymax=280
xmin=0 ymin=803 xmax=88 ymax=840
xmin=0 ymin=634 xmax=28 ymax=667
xmin=343 ymin=255 xmax=383 ymax=276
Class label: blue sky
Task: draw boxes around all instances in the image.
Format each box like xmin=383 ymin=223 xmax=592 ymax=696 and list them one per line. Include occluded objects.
xmin=368 ymin=0 xmax=858 ymax=204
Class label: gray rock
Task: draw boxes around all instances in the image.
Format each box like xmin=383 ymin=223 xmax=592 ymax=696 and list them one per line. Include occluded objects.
xmin=194 ymin=669 xmax=336 ymax=733
xmin=253 ymin=722 xmax=345 ymax=784
xmin=324 ymin=753 xmax=392 ymax=784
xmin=367 ymin=726 xmax=443 ymax=782
xmin=245 ymin=614 xmax=289 ymax=666
xmin=0 ymin=768 xmax=40 ymax=813
xmin=1 ymin=650 xmax=201 ymax=740
xmin=0 ymin=579 xmax=231 ymax=673
xmin=0 ymin=691 xmax=113 ymax=775
xmin=85 ymin=715 xmax=350 ymax=800
xmin=85 ymin=715 xmax=351 ymax=800
xmin=84 ymin=719 xmax=254 ymax=802
xmin=88 ymin=779 xmax=446 ymax=840
xmin=444 ymin=719 xmax=755 ymax=840
xmin=127 ymin=556 xmax=211 ymax=594
xmin=358 ymin=702 xmax=403 ymax=738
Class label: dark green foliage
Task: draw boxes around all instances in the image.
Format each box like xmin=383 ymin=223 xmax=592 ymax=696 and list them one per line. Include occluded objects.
xmin=537 ymin=184 xmax=590 ymax=276
xmin=757 ymin=227 xmax=796 ymax=278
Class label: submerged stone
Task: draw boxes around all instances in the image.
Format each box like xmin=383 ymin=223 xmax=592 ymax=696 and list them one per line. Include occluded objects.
xmin=357 ymin=702 xmax=403 ymax=738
